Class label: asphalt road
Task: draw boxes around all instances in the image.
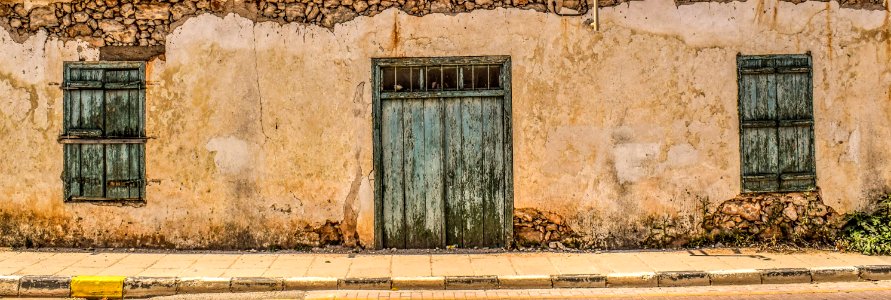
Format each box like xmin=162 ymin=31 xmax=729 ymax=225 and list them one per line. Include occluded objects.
xmin=128 ymin=281 xmax=891 ymax=299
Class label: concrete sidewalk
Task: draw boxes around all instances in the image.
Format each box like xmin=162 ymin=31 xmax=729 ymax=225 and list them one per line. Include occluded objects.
xmin=2 ymin=248 xmax=891 ymax=298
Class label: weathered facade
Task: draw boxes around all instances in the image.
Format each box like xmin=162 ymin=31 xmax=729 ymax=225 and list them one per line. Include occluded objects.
xmin=0 ymin=0 xmax=890 ymax=249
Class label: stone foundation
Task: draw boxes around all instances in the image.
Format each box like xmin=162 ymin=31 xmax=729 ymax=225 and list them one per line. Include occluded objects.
xmin=702 ymin=191 xmax=842 ymax=244
xmin=513 ymin=208 xmax=581 ymax=248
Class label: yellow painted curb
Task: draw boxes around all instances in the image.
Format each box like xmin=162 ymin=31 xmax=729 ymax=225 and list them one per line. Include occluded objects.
xmin=71 ymin=275 xmax=125 ymax=299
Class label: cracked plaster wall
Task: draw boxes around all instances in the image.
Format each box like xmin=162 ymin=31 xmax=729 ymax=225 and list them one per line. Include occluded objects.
xmin=0 ymin=0 xmax=890 ymax=249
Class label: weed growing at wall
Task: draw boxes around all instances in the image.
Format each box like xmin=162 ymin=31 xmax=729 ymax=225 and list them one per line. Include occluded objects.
xmin=840 ymin=194 xmax=891 ymax=255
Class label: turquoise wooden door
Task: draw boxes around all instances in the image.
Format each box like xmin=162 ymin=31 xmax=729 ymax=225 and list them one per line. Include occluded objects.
xmin=373 ymin=57 xmax=513 ymax=249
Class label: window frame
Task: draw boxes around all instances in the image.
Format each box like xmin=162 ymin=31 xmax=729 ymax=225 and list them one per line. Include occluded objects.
xmin=737 ymin=53 xmax=816 ymax=193
xmin=61 ymin=61 xmax=147 ymax=204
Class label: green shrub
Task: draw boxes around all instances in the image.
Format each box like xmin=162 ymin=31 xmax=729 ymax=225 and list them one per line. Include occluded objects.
xmin=841 ymin=194 xmax=891 ymax=255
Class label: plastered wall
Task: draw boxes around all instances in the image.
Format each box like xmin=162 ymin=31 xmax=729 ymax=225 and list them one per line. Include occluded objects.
xmin=0 ymin=0 xmax=889 ymax=249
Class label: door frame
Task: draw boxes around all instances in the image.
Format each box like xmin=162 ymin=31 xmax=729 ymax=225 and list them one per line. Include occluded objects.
xmin=371 ymin=56 xmax=514 ymax=249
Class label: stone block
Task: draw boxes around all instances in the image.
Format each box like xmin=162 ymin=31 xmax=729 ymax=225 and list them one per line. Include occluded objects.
xmin=18 ymin=276 xmax=71 ymax=297
xmin=708 ymin=269 xmax=761 ymax=285
xmin=283 ymin=277 xmax=338 ymax=290
xmin=657 ymin=271 xmax=710 ymax=287
xmin=231 ymin=277 xmax=283 ymax=292
xmin=760 ymin=268 xmax=812 ymax=284
xmin=391 ymin=276 xmax=445 ymax=290
xmin=606 ymin=272 xmax=657 ymax=287
xmin=337 ymin=277 xmax=391 ymax=290
xmin=551 ymin=274 xmax=606 ymax=288
xmin=810 ymin=266 xmax=859 ymax=283
xmin=445 ymin=276 xmax=498 ymax=290
xmin=177 ymin=277 xmax=230 ymax=294
xmin=135 ymin=4 xmax=171 ymax=20
xmin=859 ymin=265 xmax=891 ymax=281
xmin=497 ymin=275 xmax=552 ymax=289
xmin=0 ymin=275 xmax=20 ymax=296
xmin=123 ymin=277 xmax=177 ymax=298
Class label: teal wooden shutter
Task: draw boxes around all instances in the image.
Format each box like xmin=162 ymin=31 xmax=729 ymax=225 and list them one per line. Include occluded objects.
xmin=738 ymin=54 xmax=815 ymax=192
xmin=63 ymin=62 xmax=146 ymax=201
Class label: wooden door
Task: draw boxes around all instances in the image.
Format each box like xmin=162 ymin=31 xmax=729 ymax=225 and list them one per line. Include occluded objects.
xmin=373 ymin=57 xmax=513 ymax=249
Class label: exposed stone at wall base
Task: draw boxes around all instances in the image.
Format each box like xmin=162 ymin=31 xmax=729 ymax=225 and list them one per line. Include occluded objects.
xmin=701 ymin=191 xmax=842 ymax=245
xmin=513 ymin=208 xmax=582 ymax=249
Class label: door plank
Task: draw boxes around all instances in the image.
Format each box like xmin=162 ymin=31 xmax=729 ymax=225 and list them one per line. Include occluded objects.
xmin=482 ymin=96 xmax=505 ymax=247
xmin=382 ymin=100 xmax=406 ymax=248
xmin=461 ymin=97 xmax=485 ymax=247
xmin=423 ymin=98 xmax=446 ymax=248
xmin=403 ymin=98 xmax=433 ymax=248
xmin=444 ymin=98 xmax=465 ymax=247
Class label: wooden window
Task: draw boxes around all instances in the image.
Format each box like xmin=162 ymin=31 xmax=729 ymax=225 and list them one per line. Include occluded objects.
xmin=738 ymin=54 xmax=815 ymax=192
xmin=61 ymin=62 xmax=146 ymax=203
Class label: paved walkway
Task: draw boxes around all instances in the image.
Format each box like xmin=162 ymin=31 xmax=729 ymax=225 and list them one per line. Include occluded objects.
xmin=1 ymin=248 xmax=890 ymax=278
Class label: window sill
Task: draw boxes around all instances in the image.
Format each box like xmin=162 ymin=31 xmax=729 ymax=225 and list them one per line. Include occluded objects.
xmin=58 ymin=137 xmax=147 ymax=144
xmin=66 ymin=197 xmax=145 ymax=207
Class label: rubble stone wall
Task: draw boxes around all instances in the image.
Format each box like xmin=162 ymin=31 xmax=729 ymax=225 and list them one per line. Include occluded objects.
xmin=0 ymin=0 xmax=885 ymax=47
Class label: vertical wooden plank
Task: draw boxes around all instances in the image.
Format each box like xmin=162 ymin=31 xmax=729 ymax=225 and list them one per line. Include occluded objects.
xmin=480 ymin=96 xmax=504 ymax=247
xmin=69 ymin=90 xmax=82 ymax=132
xmin=776 ymin=73 xmax=812 ymax=120
xmin=104 ymin=89 xmax=132 ymax=136
xmin=501 ymin=58 xmax=513 ymax=247
xmin=381 ymin=100 xmax=406 ymax=248
xmin=461 ymin=97 xmax=485 ymax=247
xmin=778 ymin=126 xmax=815 ymax=189
xmin=81 ymin=90 xmax=104 ymax=132
xmin=373 ymin=63 xmax=385 ymax=249
xmin=403 ymin=98 xmax=428 ymax=248
xmin=739 ymin=74 xmax=776 ymax=122
xmin=63 ymin=144 xmax=82 ymax=200
xmin=105 ymin=144 xmax=130 ymax=199
xmin=444 ymin=97 xmax=465 ymax=247
xmin=423 ymin=98 xmax=446 ymax=248
xmin=80 ymin=144 xmax=105 ymax=197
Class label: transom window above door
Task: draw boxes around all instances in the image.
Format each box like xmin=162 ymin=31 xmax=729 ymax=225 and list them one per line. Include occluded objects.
xmin=379 ymin=63 xmax=503 ymax=92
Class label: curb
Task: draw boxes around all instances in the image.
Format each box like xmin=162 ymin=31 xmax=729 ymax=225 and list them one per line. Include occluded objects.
xmin=3 ymin=265 xmax=891 ymax=297
xmin=71 ymin=275 xmax=125 ymax=299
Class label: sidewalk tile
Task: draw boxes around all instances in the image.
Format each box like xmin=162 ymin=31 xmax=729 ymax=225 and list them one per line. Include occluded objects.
xmin=221 ymin=268 xmax=268 ymax=277
xmin=305 ymin=256 xmax=351 ymax=277
xmin=54 ymin=267 xmax=105 ymax=276
xmin=347 ymin=255 xmax=392 ymax=278
xmin=598 ymin=253 xmax=654 ymax=273
xmin=508 ymin=254 xmax=557 ymax=275
xmin=179 ymin=268 xmax=229 ymax=277
xmin=548 ymin=254 xmax=600 ymax=275
xmin=391 ymin=255 xmax=432 ymax=277
xmin=469 ymin=255 xmax=515 ymax=276
xmin=431 ymin=255 xmax=473 ymax=277
xmin=69 ymin=253 xmax=128 ymax=268
xmin=229 ymin=254 xmax=277 ymax=269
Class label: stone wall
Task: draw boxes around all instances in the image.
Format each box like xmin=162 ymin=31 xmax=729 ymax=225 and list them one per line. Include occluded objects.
xmin=0 ymin=0 xmax=885 ymax=47
xmin=702 ymin=192 xmax=841 ymax=244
